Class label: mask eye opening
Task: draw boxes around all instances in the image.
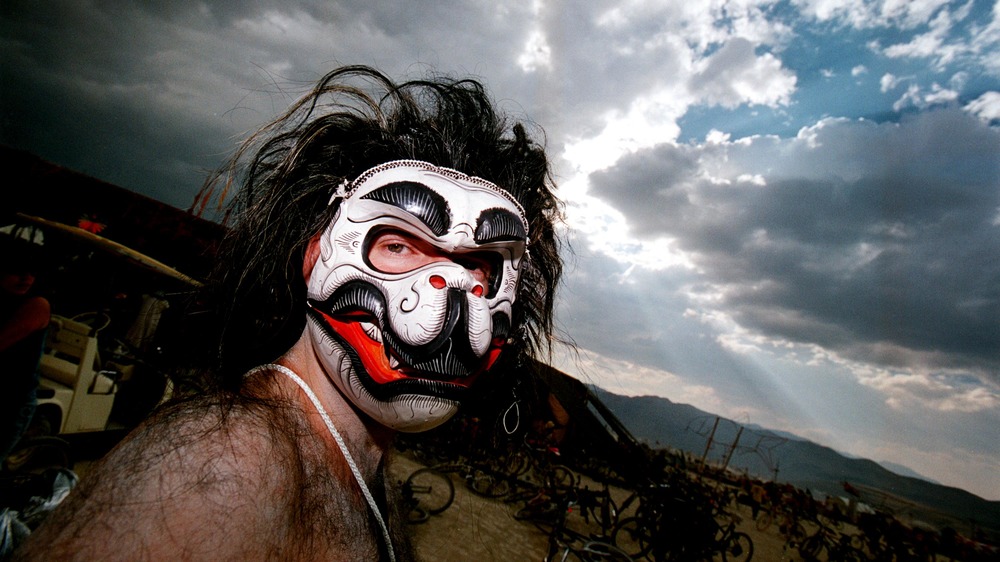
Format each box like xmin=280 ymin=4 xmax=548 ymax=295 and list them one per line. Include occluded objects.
xmin=454 ymin=251 xmax=503 ymax=299
xmin=363 ymin=226 xmax=438 ymax=274
xmin=363 ymin=227 xmax=503 ymax=295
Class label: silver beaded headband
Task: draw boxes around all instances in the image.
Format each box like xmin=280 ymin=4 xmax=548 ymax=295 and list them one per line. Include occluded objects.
xmin=327 ymin=159 xmax=529 ymax=236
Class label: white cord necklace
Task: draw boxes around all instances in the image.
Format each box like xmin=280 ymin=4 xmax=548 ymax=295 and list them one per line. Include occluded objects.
xmin=247 ymin=363 xmax=396 ymax=562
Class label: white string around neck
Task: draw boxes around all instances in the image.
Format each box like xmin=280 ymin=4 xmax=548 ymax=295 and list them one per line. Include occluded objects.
xmin=247 ymin=363 xmax=395 ymax=562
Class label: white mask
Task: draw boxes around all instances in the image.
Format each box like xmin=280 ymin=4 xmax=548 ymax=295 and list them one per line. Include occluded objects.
xmin=305 ymin=160 xmax=528 ymax=431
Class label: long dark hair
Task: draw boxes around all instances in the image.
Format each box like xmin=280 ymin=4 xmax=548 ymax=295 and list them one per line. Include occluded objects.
xmin=195 ymin=65 xmax=563 ymax=391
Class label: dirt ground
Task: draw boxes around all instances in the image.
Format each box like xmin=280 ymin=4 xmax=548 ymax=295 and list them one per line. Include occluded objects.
xmin=390 ymin=454 xmax=796 ymax=561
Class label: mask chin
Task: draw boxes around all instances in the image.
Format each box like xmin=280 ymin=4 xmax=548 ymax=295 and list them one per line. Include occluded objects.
xmin=306 ymin=315 xmax=463 ymax=432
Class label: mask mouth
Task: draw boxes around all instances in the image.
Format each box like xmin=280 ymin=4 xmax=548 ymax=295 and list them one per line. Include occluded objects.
xmin=306 ymin=299 xmax=505 ymax=406
xmin=308 ymin=280 xmax=503 ymax=379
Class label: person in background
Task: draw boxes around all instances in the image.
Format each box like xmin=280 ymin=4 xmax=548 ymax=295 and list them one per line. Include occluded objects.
xmin=0 ymin=237 xmax=51 ymax=465
xmin=16 ymin=65 xmax=562 ymax=561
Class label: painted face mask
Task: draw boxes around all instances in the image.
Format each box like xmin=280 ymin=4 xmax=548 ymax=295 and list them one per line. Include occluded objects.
xmin=305 ymin=160 xmax=528 ymax=431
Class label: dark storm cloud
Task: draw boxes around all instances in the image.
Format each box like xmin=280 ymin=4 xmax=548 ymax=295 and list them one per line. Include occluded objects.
xmin=0 ymin=1 xmax=268 ymax=209
xmin=1 ymin=0 xmax=610 ymax=208
xmin=590 ymin=108 xmax=1000 ymax=376
xmin=0 ymin=0 xmax=701 ymax=210
xmin=0 ymin=1 xmax=535 ymax=209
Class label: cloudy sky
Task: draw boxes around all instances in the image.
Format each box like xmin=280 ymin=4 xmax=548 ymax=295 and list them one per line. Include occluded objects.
xmin=3 ymin=1 xmax=998 ymax=500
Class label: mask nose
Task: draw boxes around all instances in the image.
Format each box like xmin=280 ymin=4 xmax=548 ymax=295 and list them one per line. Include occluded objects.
xmin=428 ymin=270 xmax=485 ymax=297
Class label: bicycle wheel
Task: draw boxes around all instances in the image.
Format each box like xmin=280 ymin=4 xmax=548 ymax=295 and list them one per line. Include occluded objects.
xmin=405 ymin=467 xmax=455 ymax=515
xmin=547 ymin=464 xmax=578 ymax=489
xmin=722 ymin=532 xmax=753 ymax=562
xmin=581 ymin=540 xmax=636 ymax=561
xmin=467 ymin=469 xmax=512 ymax=498
xmin=611 ymin=516 xmax=652 ymax=560
xmin=784 ymin=522 xmax=807 ymax=546
xmin=503 ymin=450 xmax=531 ymax=477
xmin=797 ymin=534 xmax=824 ymax=561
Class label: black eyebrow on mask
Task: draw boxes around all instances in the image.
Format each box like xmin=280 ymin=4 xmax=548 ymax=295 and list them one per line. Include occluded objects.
xmin=361 ymin=181 xmax=452 ymax=236
xmin=475 ymin=207 xmax=527 ymax=243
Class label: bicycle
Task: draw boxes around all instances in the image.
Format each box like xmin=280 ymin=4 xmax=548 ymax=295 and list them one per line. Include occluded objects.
xmin=463 ymin=432 xmax=578 ymax=503
xmin=524 ymin=489 xmax=634 ymax=562
xmin=609 ymin=482 xmax=681 ymax=560
xmin=463 ymin=455 xmax=525 ymax=499
xmin=794 ymin=514 xmax=863 ymax=562
xmin=401 ymin=467 xmax=454 ymax=524
xmin=612 ymin=514 xmax=753 ymax=562
xmin=576 ymin=483 xmax=620 ymax=538
xmin=712 ymin=515 xmax=754 ymax=562
xmin=611 ymin=482 xmax=754 ymax=562
xmin=549 ymin=531 xmax=635 ymax=562
xmin=753 ymin=501 xmax=787 ymax=532
xmin=505 ymin=432 xmax=579 ymax=491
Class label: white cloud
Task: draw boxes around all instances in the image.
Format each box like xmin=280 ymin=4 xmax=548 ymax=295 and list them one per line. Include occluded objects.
xmin=517 ymin=29 xmax=551 ymax=71
xmin=562 ymin=95 xmax=688 ymax=175
xmin=892 ymin=82 xmax=960 ymax=110
xmin=972 ymin=1 xmax=1000 ymax=73
xmin=882 ymin=8 xmax=956 ymax=65
xmin=552 ymin=344 xmax=725 ymax=413
xmin=796 ymin=0 xmax=999 ymax=76
xmin=689 ymin=38 xmax=797 ymax=108
xmin=858 ymin=368 xmax=1000 ymax=413
xmin=793 ymin=0 xmax=953 ymax=29
xmin=948 ymin=70 xmax=970 ymax=91
xmin=791 ymin=0 xmax=868 ymax=25
xmin=594 ymin=1 xmax=794 ymax=55
xmin=893 ymin=84 xmax=923 ymax=110
xmin=965 ymin=91 xmax=1000 ymax=121
xmin=516 ymin=0 xmax=551 ymax=72
xmin=880 ymin=73 xmax=901 ymax=92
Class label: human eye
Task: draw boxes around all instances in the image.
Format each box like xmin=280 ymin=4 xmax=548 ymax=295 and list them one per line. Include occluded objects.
xmin=382 ymin=239 xmax=412 ymax=255
xmin=367 ymin=230 xmax=436 ymax=274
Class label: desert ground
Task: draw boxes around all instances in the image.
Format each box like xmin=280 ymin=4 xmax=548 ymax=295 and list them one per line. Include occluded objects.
xmin=391 ymin=453 xmax=795 ymax=561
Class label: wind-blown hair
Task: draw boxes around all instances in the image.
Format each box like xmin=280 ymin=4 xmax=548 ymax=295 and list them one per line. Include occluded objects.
xmin=196 ymin=65 xmax=562 ymax=392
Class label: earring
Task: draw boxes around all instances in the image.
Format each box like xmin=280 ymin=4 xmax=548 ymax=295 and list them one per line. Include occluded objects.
xmin=502 ymin=398 xmax=520 ymax=435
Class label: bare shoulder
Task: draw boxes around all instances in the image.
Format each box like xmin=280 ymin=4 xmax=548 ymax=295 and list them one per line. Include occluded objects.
xmin=15 ymin=396 xmax=356 ymax=560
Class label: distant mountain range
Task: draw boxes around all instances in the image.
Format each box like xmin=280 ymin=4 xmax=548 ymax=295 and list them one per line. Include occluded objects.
xmin=876 ymin=461 xmax=940 ymax=484
xmin=590 ymin=387 xmax=1000 ymax=535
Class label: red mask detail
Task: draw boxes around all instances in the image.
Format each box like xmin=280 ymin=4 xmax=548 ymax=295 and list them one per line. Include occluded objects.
xmin=312 ymin=308 xmax=504 ymax=388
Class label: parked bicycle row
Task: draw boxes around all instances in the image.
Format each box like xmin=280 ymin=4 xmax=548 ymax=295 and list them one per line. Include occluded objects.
xmin=737 ymin=475 xmax=979 ymax=561
xmin=397 ymin=435 xmax=755 ymax=560
xmin=396 ymin=408 xmax=993 ymax=561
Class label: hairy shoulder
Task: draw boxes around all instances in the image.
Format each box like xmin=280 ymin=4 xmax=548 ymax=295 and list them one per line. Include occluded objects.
xmin=16 ymin=396 xmax=333 ymax=560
